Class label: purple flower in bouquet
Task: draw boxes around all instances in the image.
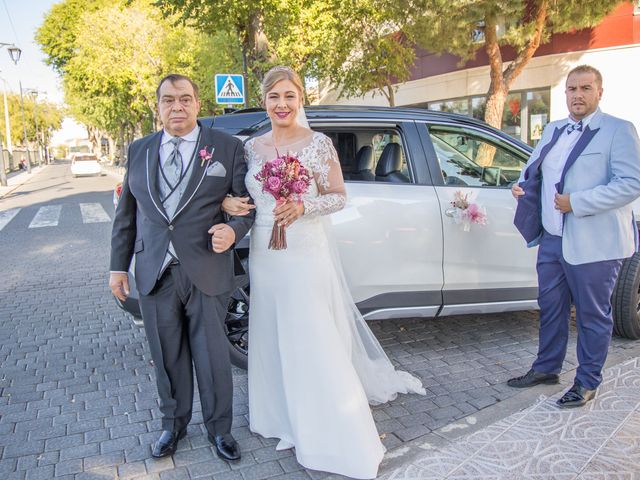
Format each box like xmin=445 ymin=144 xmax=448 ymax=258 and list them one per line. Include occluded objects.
xmin=265 ymin=176 xmax=282 ymax=194
xmin=290 ymin=179 xmax=308 ymax=194
xmin=254 ymin=153 xmax=312 ymax=249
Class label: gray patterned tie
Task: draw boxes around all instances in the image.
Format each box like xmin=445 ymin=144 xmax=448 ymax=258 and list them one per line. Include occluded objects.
xmin=163 ymin=137 xmax=184 ymax=189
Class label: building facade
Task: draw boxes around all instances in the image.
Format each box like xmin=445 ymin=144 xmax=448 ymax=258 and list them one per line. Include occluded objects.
xmin=318 ymin=2 xmax=640 ymax=146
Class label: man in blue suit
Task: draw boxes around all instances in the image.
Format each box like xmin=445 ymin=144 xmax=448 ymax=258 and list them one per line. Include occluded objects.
xmin=509 ymin=65 xmax=640 ymax=407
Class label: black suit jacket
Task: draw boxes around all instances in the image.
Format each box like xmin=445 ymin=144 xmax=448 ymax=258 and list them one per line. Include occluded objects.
xmin=110 ymin=123 xmax=254 ymax=296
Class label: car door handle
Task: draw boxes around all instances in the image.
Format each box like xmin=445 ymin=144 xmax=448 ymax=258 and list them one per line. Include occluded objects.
xmin=445 ymin=208 xmax=456 ymax=217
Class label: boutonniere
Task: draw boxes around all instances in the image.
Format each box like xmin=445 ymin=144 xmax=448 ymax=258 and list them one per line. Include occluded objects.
xmin=199 ymin=146 xmax=214 ymax=167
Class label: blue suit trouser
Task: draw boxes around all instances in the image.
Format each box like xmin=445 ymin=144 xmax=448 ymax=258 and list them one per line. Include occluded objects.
xmin=532 ymin=231 xmax=622 ymax=389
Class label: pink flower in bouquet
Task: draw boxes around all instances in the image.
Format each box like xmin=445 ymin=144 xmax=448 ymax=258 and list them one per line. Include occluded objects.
xmin=254 ymin=152 xmax=313 ymax=250
xmin=290 ymin=179 xmax=308 ymax=194
xmin=266 ymin=176 xmax=282 ymax=193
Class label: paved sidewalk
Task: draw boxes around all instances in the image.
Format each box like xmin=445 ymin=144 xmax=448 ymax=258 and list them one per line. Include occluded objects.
xmin=383 ymin=357 xmax=640 ymax=479
xmin=0 ymin=166 xmax=47 ymax=199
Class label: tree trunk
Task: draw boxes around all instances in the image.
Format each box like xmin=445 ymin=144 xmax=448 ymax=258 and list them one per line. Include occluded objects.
xmin=87 ymin=126 xmax=102 ymax=157
xmin=107 ymin=135 xmax=116 ymax=163
xmin=385 ymin=83 xmax=396 ymax=107
xmin=482 ymin=0 xmax=548 ymax=132
xmin=118 ymin=124 xmax=126 ymax=166
xmin=484 ymin=85 xmax=508 ymax=131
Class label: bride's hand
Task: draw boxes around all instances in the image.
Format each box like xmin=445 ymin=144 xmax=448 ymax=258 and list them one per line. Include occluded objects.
xmin=274 ymin=199 xmax=304 ymax=227
xmin=222 ymin=196 xmax=255 ymax=216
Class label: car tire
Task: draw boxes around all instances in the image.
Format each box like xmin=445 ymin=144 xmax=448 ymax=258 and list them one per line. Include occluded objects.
xmin=224 ymin=262 xmax=250 ymax=370
xmin=612 ymin=252 xmax=640 ymax=340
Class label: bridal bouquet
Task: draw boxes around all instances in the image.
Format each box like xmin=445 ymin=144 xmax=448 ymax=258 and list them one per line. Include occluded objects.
xmin=254 ymin=153 xmax=312 ymax=249
xmin=450 ymin=190 xmax=487 ymax=231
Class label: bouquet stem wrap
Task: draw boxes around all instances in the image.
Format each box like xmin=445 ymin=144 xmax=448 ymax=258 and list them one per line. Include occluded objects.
xmin=269 ymin=199 xmax=288 ymax=250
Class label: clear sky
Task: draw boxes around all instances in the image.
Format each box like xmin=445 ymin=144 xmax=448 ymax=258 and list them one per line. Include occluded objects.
xmin=1 ymin=0 xmax=87 ymax=143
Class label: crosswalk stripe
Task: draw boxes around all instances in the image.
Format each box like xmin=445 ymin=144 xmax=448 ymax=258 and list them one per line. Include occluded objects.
xmin=80 ymin=203 xmax=111 ymax=223
xmin=29 ymin=205 xmax=62 ymax=228
xmin=0 ymin=208 xmax=21 ymax=231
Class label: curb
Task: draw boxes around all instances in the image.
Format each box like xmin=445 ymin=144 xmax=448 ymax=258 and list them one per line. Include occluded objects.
xmin=0 ymin=165 xmax=48 ymax=200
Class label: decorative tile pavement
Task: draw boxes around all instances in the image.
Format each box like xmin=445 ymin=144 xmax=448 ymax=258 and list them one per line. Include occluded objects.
xmin=386 ymin=357 xmax=640 ymax=480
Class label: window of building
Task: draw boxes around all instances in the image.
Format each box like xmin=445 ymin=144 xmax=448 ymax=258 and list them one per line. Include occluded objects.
xmin=471 ymin=97 xmax=486 ymax=120
xmin=428 ymin=98 xmax=469 ymax=116
xmin=413 ymin=88 xmax=550 ymax=147
xmin=635 ymin=1 xmax=640 ymax=15
xmin=526 ymin=90 xmax=551 ymax=147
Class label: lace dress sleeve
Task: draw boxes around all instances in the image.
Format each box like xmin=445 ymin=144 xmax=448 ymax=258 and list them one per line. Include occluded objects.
xmin=303 ymin=134 xmax=347 ymax=217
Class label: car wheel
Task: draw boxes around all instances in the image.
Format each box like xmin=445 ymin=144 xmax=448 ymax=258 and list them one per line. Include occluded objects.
xmin=612 ymin=252 xmax=640 ymax=340
xmin=225 ymin=267 xmax=249 ymax=370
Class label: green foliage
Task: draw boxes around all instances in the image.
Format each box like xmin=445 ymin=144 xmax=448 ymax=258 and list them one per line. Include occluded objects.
xmin=399 ymin=0 xmax=624 ymax=127
xmin=36 ymin=0 xmax=247 ymax=141
xmin=405 ymin=0 xmax=623 ymax=62
xmin=35 ymin=0 xmax=115 ymax=74
xmin=0 ymin=94 xmax=64 ymax=147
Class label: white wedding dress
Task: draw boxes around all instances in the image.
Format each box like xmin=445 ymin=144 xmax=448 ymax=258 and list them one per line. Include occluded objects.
xmin=245 ymin=131 xmax=425 ymax=479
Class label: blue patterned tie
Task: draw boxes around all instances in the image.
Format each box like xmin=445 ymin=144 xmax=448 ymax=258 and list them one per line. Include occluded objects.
xmin=566 ymin=120 xmax=583 ymax=135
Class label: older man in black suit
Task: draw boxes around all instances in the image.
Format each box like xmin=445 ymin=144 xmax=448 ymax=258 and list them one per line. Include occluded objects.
xmin=110 ymin=74 xmax=254 ymax=460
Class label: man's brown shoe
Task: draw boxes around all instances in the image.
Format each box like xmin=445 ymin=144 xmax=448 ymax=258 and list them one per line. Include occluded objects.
xmin=507 ymin=369 xmax=559 ymax=388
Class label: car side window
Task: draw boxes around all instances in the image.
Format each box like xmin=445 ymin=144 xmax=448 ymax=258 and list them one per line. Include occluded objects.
xmin=428 ymin=126 xmax=526 ymax=188
xmin=319 ymin=128 xmax=412 ymax=184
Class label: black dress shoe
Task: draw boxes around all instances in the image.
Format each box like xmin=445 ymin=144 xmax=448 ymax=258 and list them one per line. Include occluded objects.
xmin=208 ymin=433 xmax=241 ymax=461
xmin=507 ymin=369 xmax=559 ymax=388
xmin=556 ymin=382 xmax=596 ymax=408
xmin=151 ymin=428 xmax=187 ymax=458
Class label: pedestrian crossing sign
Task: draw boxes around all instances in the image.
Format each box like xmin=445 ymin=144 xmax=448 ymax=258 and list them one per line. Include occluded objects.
xmin=215 ymin=74 xmax=245 ymax=104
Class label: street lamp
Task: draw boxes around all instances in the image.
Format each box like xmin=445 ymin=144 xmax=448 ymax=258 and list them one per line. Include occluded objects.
xmin=1 ymin=75 xmax=13 ymax=154
xmin=0 ymin=42 xmax=20 ymax=186
xmin=0 ymin=74 xmax=8 ymax=187
xmin=5 ymin=44 xmax=31 ymax=175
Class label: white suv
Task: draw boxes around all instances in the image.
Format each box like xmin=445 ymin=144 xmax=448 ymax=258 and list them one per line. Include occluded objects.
xmin=114 ymin=106 xmax=640 ymax=369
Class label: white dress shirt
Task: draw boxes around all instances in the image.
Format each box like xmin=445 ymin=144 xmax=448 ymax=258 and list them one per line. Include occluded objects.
xmin=159 ymin=125 xmax=200 ymax=174
xmin=541 ymin=110 xmax=597 ymax=236
xmin=110 ymin=125 xmax=200 ymax=274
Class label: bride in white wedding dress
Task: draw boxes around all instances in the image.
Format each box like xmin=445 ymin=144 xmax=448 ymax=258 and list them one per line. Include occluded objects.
xmin=222 ymin=66 xmax=425 ymax=479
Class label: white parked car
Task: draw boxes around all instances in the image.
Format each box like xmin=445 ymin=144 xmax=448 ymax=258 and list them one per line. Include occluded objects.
xmin=113 ymin=106 xmax=640 ymax=369
xmin=70 ymin=153 xmax=102 ymax=177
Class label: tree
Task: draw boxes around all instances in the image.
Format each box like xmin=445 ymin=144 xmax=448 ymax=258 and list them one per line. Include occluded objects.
xmin=155 ymin=0 xmax=294 ymax=105
xmin=37 ymin=0 xmax=243 ymax=159
xmin=275 ymin=0 xmax=416 ymax=106
xmin=404 ymin=0 xmax=625 ymax=128
xmin=0 ymin=94 xmax=63 ymax=148
xmin=156 ymin=0 xmax=416 ymax=107
xmin=35 ymin=0 xmax=113 ymax=74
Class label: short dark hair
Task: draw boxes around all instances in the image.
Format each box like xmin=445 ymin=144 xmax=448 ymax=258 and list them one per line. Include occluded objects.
xmin=156 ymin=74 xmax=200 ymax=101
xmin=567 ymin=65 xmax=603 ymax=88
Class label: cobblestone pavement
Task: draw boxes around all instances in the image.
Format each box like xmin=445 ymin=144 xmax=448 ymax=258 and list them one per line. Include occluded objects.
xmin=384 ymin=357 xmax=640 ymax=479
xmin=1 ymin=165 xmax=640 ymax=479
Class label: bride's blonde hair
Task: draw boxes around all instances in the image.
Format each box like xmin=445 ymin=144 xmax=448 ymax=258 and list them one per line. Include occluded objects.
xmin=261 ymin=66 xmax=305 ymax=104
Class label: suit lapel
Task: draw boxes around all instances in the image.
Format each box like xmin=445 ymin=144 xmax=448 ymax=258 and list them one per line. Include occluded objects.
xmin=144 ymin=131 xmax=169 ymax=222
xmin=524 ymin=124 xmax=567 ymax=180
xmin=173 ymin=124 xmax=211 ymax=219
xmin=556 ymin=124 xmax=600 ymax=193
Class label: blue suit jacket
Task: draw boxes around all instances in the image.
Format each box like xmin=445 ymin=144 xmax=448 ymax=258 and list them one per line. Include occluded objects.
xmin=514 ymin=109 xmax=640 ymax=264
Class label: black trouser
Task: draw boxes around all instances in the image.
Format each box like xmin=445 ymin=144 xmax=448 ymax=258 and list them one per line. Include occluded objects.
xmin=139 ymin=264 xmax=233 ymax=435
